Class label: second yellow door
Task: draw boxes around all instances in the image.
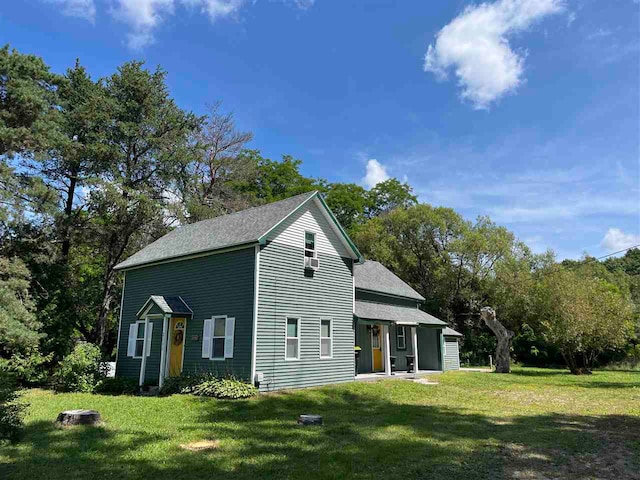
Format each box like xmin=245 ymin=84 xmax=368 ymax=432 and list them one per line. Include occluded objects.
xmin=372 ymin=326 xmax=383 ymax=371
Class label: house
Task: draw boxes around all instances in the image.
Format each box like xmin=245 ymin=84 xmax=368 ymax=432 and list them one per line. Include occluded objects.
xmin=114 ymin=191 xmax=461 ymax=392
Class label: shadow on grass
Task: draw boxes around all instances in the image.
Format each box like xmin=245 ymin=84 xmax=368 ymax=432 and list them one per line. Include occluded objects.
xmin=1 ymin=387 xmax=639 ymax=480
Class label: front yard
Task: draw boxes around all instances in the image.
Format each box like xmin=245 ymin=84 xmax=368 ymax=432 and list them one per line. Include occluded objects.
xmin=1 ymin=368 xmax=639 ymax=479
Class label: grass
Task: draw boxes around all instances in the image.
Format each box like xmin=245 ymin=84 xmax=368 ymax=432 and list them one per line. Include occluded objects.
xmin=1 ymin=368 xmax=639 ymax=479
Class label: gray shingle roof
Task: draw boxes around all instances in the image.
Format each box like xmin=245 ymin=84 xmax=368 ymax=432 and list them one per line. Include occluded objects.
xmin=354 ymin=300 xmax=446 ymax=326
xmin=136 ymin=295 xmax=193 ymax=317
xmin=116 ymin=191 xmax=317 ymax=270
xmin=443 ymin=327 xmax=462 ymax=337
xmin=354 ymin=260 xmax=425 ymax=301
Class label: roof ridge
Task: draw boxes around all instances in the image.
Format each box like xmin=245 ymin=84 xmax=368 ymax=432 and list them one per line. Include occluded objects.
xmin=181 ymin=190 xmax=317 ymax=229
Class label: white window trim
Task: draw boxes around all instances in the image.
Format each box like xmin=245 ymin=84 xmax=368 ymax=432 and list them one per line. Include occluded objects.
xmin=133 ymin=320 xmax=146 ymax=359
xmin=208 ymin=315 xmax=228 ymax=361
xmin=320 ymin=318 xmax=333 ymax=359
xmin=304 ymin=231 xmax=317 ymax=265
xmin=285 ymin=317 xmax=301 ymax=361
xmin=396 ymin=326 xmax=407 ymax=350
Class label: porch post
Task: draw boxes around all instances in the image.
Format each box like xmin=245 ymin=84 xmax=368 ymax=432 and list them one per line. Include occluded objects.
xmin=412 ymin=326 xmax=419 ymax=373
xmin=383 ymin=324 xmax=391 ymax=376
xmin=139 ymin=316 xmax=150 ymax=386
xmin=158 ymin=314 xmax=169 ymax=389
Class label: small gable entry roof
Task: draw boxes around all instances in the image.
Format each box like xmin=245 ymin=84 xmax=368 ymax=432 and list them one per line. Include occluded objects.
xmin=137 ymin=296 xmax=193 ymax=318
xmin=115 ymin=191 xmax=363 ymax=271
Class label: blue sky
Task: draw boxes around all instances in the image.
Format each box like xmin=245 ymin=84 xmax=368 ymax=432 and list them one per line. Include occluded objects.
xmin=1 ymin=0 xmax=638 ymax=260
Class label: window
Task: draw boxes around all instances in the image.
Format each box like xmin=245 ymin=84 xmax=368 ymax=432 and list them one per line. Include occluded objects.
xmin=286 ymin=317 xmax=300 ymax=360
xmin=135 ymin=322 xmax=146 ymax=357
xmin=211 ymin=317 xmax=226 ymax=359
xmin=396 ymin=326 xmax=407 ymax=350
xmin=320 ymin=319 xmax=332 ymax=358
xmin=304 ymin=231 xmax=316 ymax=258
xmin=127 ymin=321 xmax=152 ymax=358
xmin=202 ymin=316 xmax=235 ymax=360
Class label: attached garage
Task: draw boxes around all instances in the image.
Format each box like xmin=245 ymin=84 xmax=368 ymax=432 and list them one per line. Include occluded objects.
xmin=443 ymin=327 xmax=462 ymax=371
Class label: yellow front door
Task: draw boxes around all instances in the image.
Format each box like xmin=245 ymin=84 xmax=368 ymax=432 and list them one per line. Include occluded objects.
xmin=372 ymin=325 xmax=383 ymax=371
xmin=168 ymin=318 xmax=186 ymax=377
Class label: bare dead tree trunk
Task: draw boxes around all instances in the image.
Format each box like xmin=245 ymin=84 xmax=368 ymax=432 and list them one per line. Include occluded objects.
xmin=480 ymin=307 xmax=514 ymax=373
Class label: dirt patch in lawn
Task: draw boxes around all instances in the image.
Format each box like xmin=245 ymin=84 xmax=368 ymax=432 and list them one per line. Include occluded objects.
xmin=179 ymin=440 xmax=220 ymax=452
xmin=501 ymin=416 xmax=640 ymax=480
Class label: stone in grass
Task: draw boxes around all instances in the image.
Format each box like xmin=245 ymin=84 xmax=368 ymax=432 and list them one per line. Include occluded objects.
xmin=56 ymin=409 xmax=102 ymax=427
xmin=297 ymin=414 xmax=323 ymax=426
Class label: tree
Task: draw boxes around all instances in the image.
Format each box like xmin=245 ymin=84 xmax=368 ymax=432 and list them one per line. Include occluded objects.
xmin=365 ymin=178 xmax=417 ymax=218
xmin=0 ymin=45 xmax=62 ymax=155
xmin=324 ymin=183 xmax=368 ymax=231
xmin=233 ymin=151 xmax=322 ymax=203
xmin=536 ymin=268 xmax=634 ymax=374
xmin=89 ymin=61 xmax=199 ymax=349
xmin=0 ymin=257 xmax=47 ymax=382
xmin=177 ymin=102 xmax=253 ymax=223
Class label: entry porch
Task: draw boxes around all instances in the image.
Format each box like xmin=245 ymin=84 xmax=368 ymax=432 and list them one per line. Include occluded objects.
xmin=354 ymin=300 xmax=446 ymax=377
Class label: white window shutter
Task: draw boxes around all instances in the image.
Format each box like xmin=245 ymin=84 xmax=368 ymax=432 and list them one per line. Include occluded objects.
xmin=146 ymin=322 xmax=153 ymax=357
xmin=202 ymin=319 xmax=212 ymax=359
xmin=127 ymin=323 xmax=137 ymax=357
xmin=224 ymin=317 xmax=235 ymax=359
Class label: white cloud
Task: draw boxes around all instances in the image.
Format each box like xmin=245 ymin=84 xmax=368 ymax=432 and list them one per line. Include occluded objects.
xmin=103 ymin=0 xmax=311 ymax=49
xmin=424 ymin=0 xmax=564 ymax=109
xmin=49 ymin=0 xmax=96 ymax=22
xmin=362 ymin=159 xmax=389 ymax=189
xmin=601 ymin=228 xmax=640 ymax=252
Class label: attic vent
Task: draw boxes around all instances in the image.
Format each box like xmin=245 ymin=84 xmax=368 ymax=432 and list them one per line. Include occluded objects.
xmin=305 ymin=256 xmax=320 ymax=271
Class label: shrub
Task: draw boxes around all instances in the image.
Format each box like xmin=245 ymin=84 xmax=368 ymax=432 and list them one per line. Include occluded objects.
xmin=159 ymin=372 xmax=218 ymax=395
xmin=54 ymin=343 xmax=107 ymax=393
xmin=0 ymin=372 xmax=27 ymax=442
xmin=191 ymin=378 xmax=258 ymax=399
xmin=94 ymin=377 xmax=139 ymax=395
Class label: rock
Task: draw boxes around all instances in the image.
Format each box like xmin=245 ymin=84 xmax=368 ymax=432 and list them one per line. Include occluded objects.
xmin=56 ymin=409 xmax=102 ymax=427
xmin=297 ymin=414 xmax=323 ymax=426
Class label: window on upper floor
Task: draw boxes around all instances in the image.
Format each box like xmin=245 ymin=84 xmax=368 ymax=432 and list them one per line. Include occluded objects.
xmin=304 ymin=231 xmax=316 ymax=258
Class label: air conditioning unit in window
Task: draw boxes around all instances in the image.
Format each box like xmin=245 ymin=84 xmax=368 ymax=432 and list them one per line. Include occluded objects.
xmin=305 ymin=256 xmax=320 ymax=271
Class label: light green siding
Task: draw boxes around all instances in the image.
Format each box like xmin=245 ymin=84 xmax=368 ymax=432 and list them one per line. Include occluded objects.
xmin=444 ymin=337 xmax=461 ymax=370
xmin=115 ymin=247 xmax=255 ymax=383
xmin=255 ymin=242 xmax=354 ymax=391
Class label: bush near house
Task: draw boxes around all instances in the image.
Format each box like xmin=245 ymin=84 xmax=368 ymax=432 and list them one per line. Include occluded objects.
xmin=191 ymin=378 xmax=258 ymax=399
xmin=94 ymin=377 xmax=139 ymax=395
xmin=53 ymin=343 xmax=107 ymax=393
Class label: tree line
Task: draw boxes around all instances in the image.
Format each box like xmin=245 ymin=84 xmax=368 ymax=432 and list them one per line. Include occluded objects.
xmin=0 ymin=45 xmax=638 ymax=384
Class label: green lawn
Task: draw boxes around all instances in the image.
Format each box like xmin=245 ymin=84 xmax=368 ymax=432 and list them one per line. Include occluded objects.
xmin=2 ymin=368 xmax=639 ymax=480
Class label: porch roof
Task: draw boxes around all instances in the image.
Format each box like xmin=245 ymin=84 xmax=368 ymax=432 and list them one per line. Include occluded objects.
xmin=136 ymin=295 xmax=193 ymax=318
xmin=354 ymin=300 xmax=446 ymax=327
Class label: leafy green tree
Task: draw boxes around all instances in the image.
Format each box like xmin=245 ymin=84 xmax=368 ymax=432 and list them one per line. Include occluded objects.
xmin=535 ymin=268 xmax=634 ymax=374
xmin=324 ymin=183 xmax=368 ymax=231
xmin=365 ymin=178 xmax=417 ymax=218
xmin=233 ymin=151 xmax=323 ymax=203
xmin=0 ymin=45 xmax=62 ymax=155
